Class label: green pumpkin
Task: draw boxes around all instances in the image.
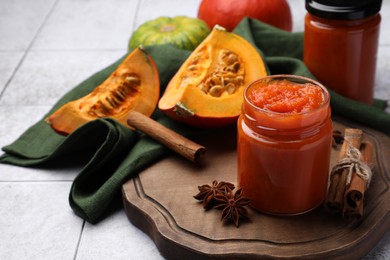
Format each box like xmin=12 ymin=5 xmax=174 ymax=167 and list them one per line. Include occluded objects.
xmin=129 ymin=16 xmax=211 ymax=51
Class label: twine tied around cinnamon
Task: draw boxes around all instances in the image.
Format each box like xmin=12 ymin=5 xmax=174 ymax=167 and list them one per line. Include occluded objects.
xmin=330 ymin=141 xmax=373 ymax=189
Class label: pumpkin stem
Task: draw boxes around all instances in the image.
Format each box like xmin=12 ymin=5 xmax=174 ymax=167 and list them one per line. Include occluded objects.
xmin=213 ymin=24 xmax=227 ymax=31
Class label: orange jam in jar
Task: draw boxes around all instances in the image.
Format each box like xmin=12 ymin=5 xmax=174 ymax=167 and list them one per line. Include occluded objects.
xmin=304 ymin=0 xmax=382 ymax=104
xmin=237 ymin=75 xmax=332 ymax=215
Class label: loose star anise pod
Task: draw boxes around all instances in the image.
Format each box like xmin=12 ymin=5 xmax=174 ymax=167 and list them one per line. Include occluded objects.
xmin=194 ymin=180 xmax=235 ymax=209
xmin=214 ymin=187 xmax=251 ymax=227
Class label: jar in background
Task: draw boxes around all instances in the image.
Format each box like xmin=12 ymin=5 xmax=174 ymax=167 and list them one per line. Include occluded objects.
xmin=237 ymin=75 xmax=333 ymax=215
xmin=304 ymin=0 xmax=382 ymax=104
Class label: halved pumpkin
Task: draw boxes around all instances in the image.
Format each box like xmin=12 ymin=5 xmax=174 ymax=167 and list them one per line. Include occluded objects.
xmin=46 ymin=47 xmax=160 ymax=135
xmin=158 ymin=26 xmax=267 ymax=128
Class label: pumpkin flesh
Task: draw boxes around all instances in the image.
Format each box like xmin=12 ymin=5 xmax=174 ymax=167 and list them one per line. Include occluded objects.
xmin=47 ymin=47 xmax=160 ymax=135
xmin=158 ymin=27 xmax=267 ymax=128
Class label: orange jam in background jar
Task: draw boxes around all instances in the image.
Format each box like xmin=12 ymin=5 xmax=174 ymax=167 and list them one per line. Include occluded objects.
xmin=237 ymin=75 xmax=333 ymax=215
xmin=304 ymin=0 xmax=382 ymax=104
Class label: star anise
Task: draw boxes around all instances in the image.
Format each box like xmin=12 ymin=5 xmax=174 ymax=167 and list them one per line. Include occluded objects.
xmin=214 ymin=187 xmax=251 ymax=227
xmin=193 ymin=180 xmax=235 ymax=209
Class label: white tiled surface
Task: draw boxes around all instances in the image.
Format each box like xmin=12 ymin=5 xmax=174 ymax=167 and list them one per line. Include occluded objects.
xmin=0 ymin=0 xmax=389 ymax=259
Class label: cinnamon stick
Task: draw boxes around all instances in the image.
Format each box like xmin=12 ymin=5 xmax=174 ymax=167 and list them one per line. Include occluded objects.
xmin=342 ymin=200 xmax=364 ymax=221
xmin=342 ymin=141 xmax=373 ymax=220
xmin=325 ymin=128 xmax=363 ymax=212
xmin=127 ymin=111 xmax=206 ymax=163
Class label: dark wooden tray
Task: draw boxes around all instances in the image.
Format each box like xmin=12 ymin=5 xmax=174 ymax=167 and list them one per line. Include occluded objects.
xmin=122 ymin=117 xmax=390 ymax=259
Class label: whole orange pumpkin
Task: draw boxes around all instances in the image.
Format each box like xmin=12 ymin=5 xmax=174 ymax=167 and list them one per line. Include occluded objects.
xmin=197 ymin=0 xmax=292 ymax=32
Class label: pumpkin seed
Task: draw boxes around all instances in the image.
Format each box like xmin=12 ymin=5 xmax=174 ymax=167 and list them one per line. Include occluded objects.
xmin=187 ymin=65 xmax=198 ymax=71
xmin=227 ymin=54 xmax=238 ymax=64
xmin=95 ymin=100 xmax=111 ymax=116
xmin=224 ymin=66 xmax=235 ymax=73
xmin=224 ymin=77 xmax=231 ymax=85
xmin=209 ymin=85 xmax=224 ymax=97
xmin=233 ymin=62 xmax=240 ymax=72
xmin=105 ymin=97 xmax=114 ymax=108
xmin=117 ymin=86 xmax=128 ymax=97
xmin=125 ymin=75 xmax=140 ymax=86
xmin=236 ymin=75 xmax=244 ymax=84
xmin=210 ymin=76 xmax=221 ymax=86
xmin=112 ymin=90 xmax=126 ymax=102
xmin=221 ymin=50 xmax=232 ymax=59
xmin=190 ymin=56 xmax=201 ymax=65
xmin=226 ymin=83 xmax=236 ymax=94
xmin=197 ymin=83 xmax=208 ymax=93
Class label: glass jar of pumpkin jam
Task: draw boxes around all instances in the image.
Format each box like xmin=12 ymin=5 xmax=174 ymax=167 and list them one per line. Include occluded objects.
xmin=237 ymin=75 xmax=332 ymax=215
xmin=304 ymin=0 xmax=382 ymax=104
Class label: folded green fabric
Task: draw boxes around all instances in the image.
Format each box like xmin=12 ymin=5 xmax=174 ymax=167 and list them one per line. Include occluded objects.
xmin=1 ymin=18 xmax=389 ymax=223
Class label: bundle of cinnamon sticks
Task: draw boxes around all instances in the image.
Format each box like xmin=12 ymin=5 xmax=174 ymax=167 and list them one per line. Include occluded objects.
xmin=325 ymin=128 xmax=374 ymax=221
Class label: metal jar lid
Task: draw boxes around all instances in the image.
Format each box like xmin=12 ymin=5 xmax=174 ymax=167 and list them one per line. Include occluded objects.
xmin=306 ymin=0 xmax=382 ymax=20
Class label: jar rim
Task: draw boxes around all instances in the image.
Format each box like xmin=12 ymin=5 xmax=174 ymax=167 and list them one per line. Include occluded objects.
xmin=305 ymin=0 xmax=382 ymax=20
xmin=244 ymin=74 xmax=330 ymax=117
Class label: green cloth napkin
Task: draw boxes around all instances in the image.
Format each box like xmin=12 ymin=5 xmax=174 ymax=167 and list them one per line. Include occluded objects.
xmin=1 ymin=18 xmax=390 ymax=223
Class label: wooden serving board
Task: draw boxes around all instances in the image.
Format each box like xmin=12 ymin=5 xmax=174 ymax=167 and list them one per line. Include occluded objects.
xmin=122 ymin=117 xmax=390 ymax=259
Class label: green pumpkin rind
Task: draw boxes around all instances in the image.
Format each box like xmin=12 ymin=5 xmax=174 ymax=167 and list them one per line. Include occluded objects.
xmin=129 ymin=16 xmax=211 ymax=51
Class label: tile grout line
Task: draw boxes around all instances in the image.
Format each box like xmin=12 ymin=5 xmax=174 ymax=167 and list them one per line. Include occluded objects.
xmin=0 ymin=0 xmax=61 ymax=101
xmin=131 ymin=0 xmax=142 ymax=33
xmin=73 ymin=220 xmax=86 ymax=260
